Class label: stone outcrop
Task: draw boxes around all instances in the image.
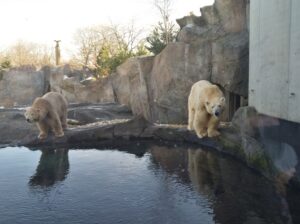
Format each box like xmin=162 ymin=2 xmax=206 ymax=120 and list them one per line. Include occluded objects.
xmin=108 ymin=0 xmax=249 ymax=124
xmin=0 ymin=66 xmax=47 ymax=107
xmin=49 ymin=65 xmax=115 ymax=104
xmin=111 ymin=56 xmax=154 ymax=121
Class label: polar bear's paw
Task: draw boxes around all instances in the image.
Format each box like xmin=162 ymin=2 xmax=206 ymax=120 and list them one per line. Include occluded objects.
xmin=208 ymin=130 xmax=220 ymax=138
xmin=196 ymin=129 xmax=207 ymax=139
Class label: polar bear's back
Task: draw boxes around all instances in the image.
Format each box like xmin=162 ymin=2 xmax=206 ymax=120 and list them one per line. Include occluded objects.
xmin=190 ymin=80 xmax=223 ymax=99
xmin=190 ymin=80 xmax=211 ymax=95
xmin=42 ymin=92 xmax=68 ymax=115
xmin=189 ymin=80 xmax=213 ymax=102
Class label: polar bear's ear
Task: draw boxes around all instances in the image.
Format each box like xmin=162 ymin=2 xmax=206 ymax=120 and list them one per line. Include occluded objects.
xmin=220 ymin=97 xmax=225 ymax=103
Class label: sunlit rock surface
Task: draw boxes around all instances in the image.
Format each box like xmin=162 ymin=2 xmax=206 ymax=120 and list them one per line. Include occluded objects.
xmin=0 ymin=66 xmax=47 ymax=107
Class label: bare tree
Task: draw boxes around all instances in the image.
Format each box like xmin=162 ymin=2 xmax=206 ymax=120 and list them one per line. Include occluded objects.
xmin=110 ymin=21 xmax=144 ymax=54
xmin=153 ymin=0 xmax=173 ymax=44
xmin=72 ymin=22 xmax=145 ymax=69
xmin=4 ymin=41 xmax=54 ymax=67
xmin=73 ymin=25 xmax=105 ymax=67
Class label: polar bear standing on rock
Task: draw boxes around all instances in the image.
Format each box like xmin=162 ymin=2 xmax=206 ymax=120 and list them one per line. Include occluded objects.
xmin=188 ymin=80 xmax=225 ymax=138
xmin=24 ymin=92 xmax=68 ymax=140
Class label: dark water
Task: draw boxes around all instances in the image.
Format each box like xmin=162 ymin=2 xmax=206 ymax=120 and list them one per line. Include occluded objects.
xmin=0 ymin=143 xmax=297 ymax=224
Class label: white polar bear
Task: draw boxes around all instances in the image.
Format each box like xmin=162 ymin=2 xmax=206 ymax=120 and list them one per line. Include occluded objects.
xmin=188 ymin=80 xmax=225 ymax=138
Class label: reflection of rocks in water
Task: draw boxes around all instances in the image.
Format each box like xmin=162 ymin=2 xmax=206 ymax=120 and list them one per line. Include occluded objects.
xmin=262 ymin=140 xmax=298 ymax=179
xmin=149 ymin=145 xmax=189 ymax=183
xmin=256 ymin=115 xmax=300 ymax=182
xmin=29 ymin=149 xmax=69 ymax=187
xmin=233 ymin=107 xmax=300 ymax=183
xmin=188 ymin=148 xmax=292 ymax=224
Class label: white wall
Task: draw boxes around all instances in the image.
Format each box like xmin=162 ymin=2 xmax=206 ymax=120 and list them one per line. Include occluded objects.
xmin=249 ymin=0 xmax=300 ymax=123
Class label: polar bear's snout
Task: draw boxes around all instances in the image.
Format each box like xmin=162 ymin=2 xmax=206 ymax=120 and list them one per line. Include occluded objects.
xmin=213 ymin=106 xmax=223 ymax=117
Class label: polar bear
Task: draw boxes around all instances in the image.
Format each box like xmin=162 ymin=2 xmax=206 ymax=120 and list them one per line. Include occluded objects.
xmin=24 ymin=92 xmax=68 ymax=139
xmin=188 ymin=80 xmax=225 ymax=138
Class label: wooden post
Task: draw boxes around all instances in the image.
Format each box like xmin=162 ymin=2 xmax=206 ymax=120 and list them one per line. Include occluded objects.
xmin=54 ymin=40 xmax=61 ymax=66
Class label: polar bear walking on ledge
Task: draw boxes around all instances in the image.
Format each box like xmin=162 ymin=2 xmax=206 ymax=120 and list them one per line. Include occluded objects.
xmin=24 ymin=92 xmax=68 ymax=140
xmin=188 ymin=80 xmax=225 ymax=138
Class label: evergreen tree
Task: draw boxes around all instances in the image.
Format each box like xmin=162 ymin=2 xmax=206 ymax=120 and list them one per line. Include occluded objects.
xmin=146 ymin=22 xmax=178 ymax=55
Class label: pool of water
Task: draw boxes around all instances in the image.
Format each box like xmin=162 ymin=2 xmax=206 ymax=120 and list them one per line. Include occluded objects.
xmin=0 ymin=143 xmax=298 ymax=224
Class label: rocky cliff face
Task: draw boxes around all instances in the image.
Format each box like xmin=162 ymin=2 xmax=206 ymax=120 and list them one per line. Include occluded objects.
xmin=0 ymin=0 xmax=249 ymax=125
xmin=111 ymin=0 xmax=249 ymax=124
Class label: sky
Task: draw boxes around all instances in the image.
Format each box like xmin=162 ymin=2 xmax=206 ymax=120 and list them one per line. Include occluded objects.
xmin=0 ymin=0 xmax=214 ymax=57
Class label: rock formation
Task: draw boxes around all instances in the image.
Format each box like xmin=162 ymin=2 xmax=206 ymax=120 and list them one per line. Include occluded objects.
xmin=109 ymin=0 xmax=249 ymax=124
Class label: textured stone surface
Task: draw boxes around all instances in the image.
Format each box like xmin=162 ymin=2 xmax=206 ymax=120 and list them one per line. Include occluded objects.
xmin=67 ymin=103 xmax=132 ymax=125
xmin=112 ymin=56 xmax=154 ymax=120
xmin=0 ymin=66 xmax=46 ymax=107
xmin=214 ymin=0 xmax=249 ymax=33
xmin=148 ymin=42 xmax=211 ymax=123
xmin=211 ymin=31 xmax=249 ymax=96
xmin=50 ymin=66 xmax=115 ymax=104
xmin=108 ymin=0 xmax=250 ymax=124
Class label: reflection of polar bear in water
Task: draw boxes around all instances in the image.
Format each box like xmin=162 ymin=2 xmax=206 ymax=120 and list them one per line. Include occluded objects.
xmin=29 ymin=149 xmax=69 ymax=187
xmin=188 ymin=80 xmax=225 ymax=138
xmin=24 ymin=92 xmax=68 ymax=139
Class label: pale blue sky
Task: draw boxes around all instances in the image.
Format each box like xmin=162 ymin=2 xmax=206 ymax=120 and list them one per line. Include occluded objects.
xmin=0 ymin=0 xmax=214 ymax=56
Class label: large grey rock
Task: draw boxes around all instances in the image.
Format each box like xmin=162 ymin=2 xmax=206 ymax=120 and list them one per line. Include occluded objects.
xmin=109 ymin=0 xmax=250 ymax=124
xmin=215 ymin=0 xmax=249 ymax=33
xmin=0 ymin=66 xmax=46 ymax=107
xmin=112 ymin=56 xmax=154 ymax=121
xmin=176 ymin=14 xmax=206 ymax=29
xmin=200 ymin=5 xmax=220 ymax=26
xmin=0 ymin=108 xmax=37 ymax=145
xmin=177 ymin=24 xmax=220 ymax=44
xmin=67 ymin=103 xmax=132 ymax=125
xmin=211 ymin=31 xmax=249 ymax=96
xmin=148 ymin=42 xmax=211 ymax=124
xmin=49 ymin=67 xmax=115 ymax=104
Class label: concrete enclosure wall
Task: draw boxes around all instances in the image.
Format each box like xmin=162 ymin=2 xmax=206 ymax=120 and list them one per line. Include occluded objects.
xmin=249 ymin=0 xmax=300 ymax=123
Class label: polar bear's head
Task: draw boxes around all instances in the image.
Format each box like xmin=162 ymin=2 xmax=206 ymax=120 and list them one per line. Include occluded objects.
xmin=24 ymin=107 xmax=45 ymax=123
xmin=205 ymin=97 xmax=225 ymax=118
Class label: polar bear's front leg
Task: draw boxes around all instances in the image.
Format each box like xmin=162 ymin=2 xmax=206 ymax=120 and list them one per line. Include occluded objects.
xmin=207 ymin=116 xmax=221 ymax=138
xmin=193 ymin=110 xmax=208 ymax=138
xmin=188 ymin=108 xmax=195 ymax=130
xmin=37 ymin=121 xmax=49 ymax=140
